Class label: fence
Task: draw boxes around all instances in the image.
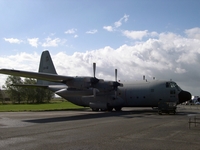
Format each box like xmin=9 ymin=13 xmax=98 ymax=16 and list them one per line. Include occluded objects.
xmin=189 ymin=116 xmax=200 ymax=129
xmin=179 ymin=104 xmax=200 ymax=110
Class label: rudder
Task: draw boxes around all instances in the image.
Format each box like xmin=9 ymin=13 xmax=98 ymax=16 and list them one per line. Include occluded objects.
xmin=38 ymin=50 xmax=57 ymax=74
xmin=37 ymin=50 xmax=59 ymax=85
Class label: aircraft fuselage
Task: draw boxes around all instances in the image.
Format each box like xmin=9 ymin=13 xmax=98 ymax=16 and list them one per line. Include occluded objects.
xmin=55 ymin=80 xmax=191 ymax=110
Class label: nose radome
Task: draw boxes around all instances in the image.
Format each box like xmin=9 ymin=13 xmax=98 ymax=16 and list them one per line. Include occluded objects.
xmin=178 ymin=90 xmax=192 ymax=104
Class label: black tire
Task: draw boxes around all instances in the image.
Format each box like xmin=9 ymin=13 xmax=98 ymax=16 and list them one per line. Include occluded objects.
xmin=173 ymin=110 xmax=176 ymax=115
xmin=92 ymin=108 xmax=99 ymax=111
xmin=100 ymin=108 xmax=107 ymax=111
xmin=158 ymin=111 xmax=162 ymax=115
xmin=107 ymin=107 xmax=113 ymax=111
xmin=114 ymin=107 xmax=122 ymax=111
xmin=107 ymin=103 xmax=113 ymax=111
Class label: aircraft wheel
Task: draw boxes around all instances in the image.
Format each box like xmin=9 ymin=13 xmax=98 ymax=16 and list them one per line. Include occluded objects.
xmin=173 ymin=110 xmax=176 ymax=115
xmin=114 ymin=107 xmax=122 ymax=111
xmin=158 ymin=111 xmax=162 ymax=115
xmin=92 ymin=108 xmax=99 ymax=111
xmin=100 ymin=108 xmax=107 ymax=111
xmin=107 ymin=107 xmax=113 ymax=111
xmin=107 ymin=103 xmax=113 ymax=111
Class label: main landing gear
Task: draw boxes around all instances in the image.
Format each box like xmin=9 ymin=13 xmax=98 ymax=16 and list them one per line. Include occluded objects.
xmin=91 ymin=107 xmax=122 ymax=112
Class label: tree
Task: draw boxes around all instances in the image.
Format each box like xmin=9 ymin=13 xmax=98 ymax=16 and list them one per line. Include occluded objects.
xmin=0 ymin=88 xmax=4 ymax=104
xmin=4 ymin=75 xmax=24 ymax=103
xmin=4 ymin=75 xmax=54 ymax=103
xmin=23 ymin=78 xmax=37 ymax=103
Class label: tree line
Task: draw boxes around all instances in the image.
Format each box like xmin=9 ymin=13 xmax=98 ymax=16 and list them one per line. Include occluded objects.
xmin=1 ymin=75 xmax=54 ymax=104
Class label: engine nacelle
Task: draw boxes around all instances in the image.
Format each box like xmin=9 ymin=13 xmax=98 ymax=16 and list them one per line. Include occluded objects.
xmin=65 ymin=77 xmax=91 ymax=89
xmin=56 ymin=88 xmax=93 ymax=97
xmin=93 ymin=80 xmax=114 ymax=91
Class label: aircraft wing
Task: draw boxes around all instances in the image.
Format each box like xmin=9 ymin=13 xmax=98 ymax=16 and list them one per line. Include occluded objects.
xmin=11 ymin=84 xmax=49 ymax=88
xmin=0 ymin=69 xmax=74 ymax=83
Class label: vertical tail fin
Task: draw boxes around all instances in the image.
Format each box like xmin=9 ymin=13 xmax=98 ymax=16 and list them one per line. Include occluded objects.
xmin=37 ymin=50 xmax=59 ymax=85
xmin=38 ymin=50 xmax=57 ymax=74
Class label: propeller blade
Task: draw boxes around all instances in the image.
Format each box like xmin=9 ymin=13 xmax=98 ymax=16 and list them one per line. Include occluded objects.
xmin=93 ymin=88 xmax=99 ymax=97
xmin=93 ymin=63 xmax=96 ymax=78
xmin=115 ymin=69 xmax=117 ymax=82
xmin=93 ymin=88 xmax=96 ymax=97
xmin=91 ymin=62 xmax=99 ymax=84
xmin=115 ymin=91 xmax=117 ymax=98
xmin=119 ymin=83 xmax=123 ymax=87
xmin=114 ymin=69 xmax=118 ymax=98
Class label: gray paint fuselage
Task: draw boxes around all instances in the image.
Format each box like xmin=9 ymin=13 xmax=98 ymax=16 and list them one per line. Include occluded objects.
xmin=56 ymin=80 xmax=180 ymax=108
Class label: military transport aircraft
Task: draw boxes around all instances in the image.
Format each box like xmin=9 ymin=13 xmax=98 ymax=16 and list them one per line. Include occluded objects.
xmin=0 ymin=51 xmax=191 ymax=111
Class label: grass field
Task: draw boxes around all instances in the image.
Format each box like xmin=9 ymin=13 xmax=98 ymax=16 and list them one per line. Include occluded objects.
xmin=0 ymin=101 xmax=88 ymax=112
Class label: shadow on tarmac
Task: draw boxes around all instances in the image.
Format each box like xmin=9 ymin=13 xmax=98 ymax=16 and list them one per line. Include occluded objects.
xmin=23 ymin=108 xmax=199 ymax=124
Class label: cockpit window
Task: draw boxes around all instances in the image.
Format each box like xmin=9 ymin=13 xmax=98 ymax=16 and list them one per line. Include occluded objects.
xmin=166 ymin=82 xmax=181 ymax=91
xmin=175 ymin=84 xmax=182 ymax=91
xmin=166 ymin=82 xmax=170 ymax=88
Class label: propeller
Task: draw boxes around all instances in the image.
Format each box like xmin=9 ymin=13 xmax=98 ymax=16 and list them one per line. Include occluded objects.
xmin=91 ymin=63 xmax=100 ymax=97
xmin=115 ymin=69 xmax=117 ymax=82
xmin=113 ymin=69 xmax=123 ymax=98
xmin=90 ymin=63 xmax=123 ymax=98
xmin=90 ymin=63 xmax=99 ymax=85
xmin=93 ymin=62 xmax=96 ymax=78
xmin=113 ymin=69 xmax=123 ymax=87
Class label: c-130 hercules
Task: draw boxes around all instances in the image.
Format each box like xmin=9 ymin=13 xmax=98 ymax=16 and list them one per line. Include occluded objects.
xmin=0 ymin=51 xmax=191 ymax=111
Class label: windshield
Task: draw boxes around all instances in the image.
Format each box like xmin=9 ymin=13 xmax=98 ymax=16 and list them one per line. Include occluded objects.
xmin=166 ymin=82 xmax=182 ymax=91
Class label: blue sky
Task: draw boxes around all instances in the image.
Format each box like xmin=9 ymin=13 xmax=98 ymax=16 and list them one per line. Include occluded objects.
xmin=1 ymin=0 xmax=199 ymax=55
xmin=1 ymin=0 xmax=200 ymax=95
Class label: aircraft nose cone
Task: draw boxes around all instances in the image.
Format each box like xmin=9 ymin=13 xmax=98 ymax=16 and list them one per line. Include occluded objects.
xmin=178 ymin=90 xmax=192 ymax=104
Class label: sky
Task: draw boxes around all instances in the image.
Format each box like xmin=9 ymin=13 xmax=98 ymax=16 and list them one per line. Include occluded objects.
xmin=0 ymin=0 xmax=200 ymax=96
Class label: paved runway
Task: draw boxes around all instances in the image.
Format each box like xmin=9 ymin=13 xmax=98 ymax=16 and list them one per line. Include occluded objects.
xmin=0 ymin=106 xmax=200 ymax=150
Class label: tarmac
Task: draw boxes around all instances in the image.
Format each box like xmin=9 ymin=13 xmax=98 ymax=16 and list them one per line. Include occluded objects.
xmin=0 ymin=105 xmax=200 ymax=150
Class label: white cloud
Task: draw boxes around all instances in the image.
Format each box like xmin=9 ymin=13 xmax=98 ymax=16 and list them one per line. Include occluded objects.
xmin=0 ymin=52 xmax=39 ymax=88
xmin=65 ymin=28 xmax=77 ymax=34
xmin=114 ymin=22 xmax=122 ymax=28
xmin=74 ymin=35 xmax=78 ymax=38
xmin=0 ymin=52 xmax=39 ymax=70
xmin=1 ymin=28 xmax=200 ymax=95
xmin=42 ymin=37 xmax=61 ymax=47
xmin=65 ymin=28 xmax=78 ymax=38
xmin=103 ymin=26 xmax=113 ymax=32
xmin=4 ymin=38 xmax=23 ymax=44
xmin=114 ymin=14 xmax=129 ymax=28
xmin=103 ymin=14 xmax=129 ymax=32
xmin=86 ymin=29 xmax=98 ymax=34
xmin=175 ymin=67 xmax=186 ymax=74
xmin=27 ymin=38 xmax=39 ymax=48
xmin=185 ymin=27 xmax=200 ymax=39
xmin=123 ymin=30 xmax=148 ymax=40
